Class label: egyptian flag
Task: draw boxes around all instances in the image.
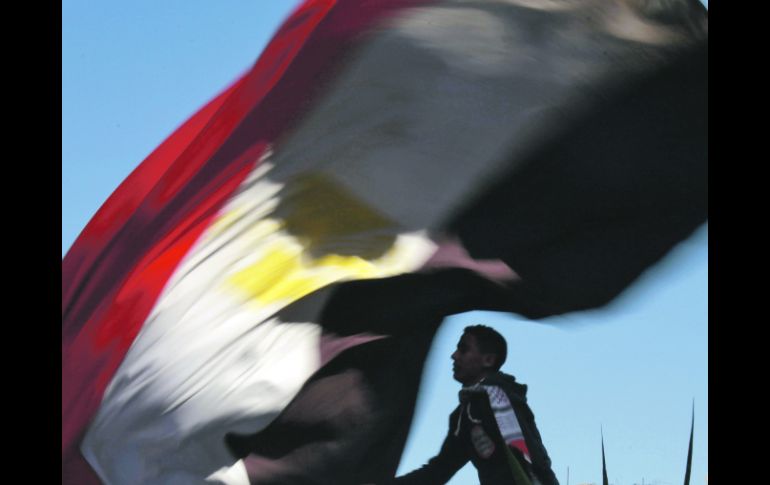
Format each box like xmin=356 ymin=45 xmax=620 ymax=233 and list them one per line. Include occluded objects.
xmin=62 ymin=1 xmax=707 ymax=483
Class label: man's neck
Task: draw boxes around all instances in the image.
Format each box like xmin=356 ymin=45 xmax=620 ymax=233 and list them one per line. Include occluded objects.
xmin=462 ymin=372 xmax=493 ymax=388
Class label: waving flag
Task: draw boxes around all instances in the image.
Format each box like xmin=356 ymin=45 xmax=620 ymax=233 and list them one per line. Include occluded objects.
xmin=62 ymin=0 xmax=707 ymax=483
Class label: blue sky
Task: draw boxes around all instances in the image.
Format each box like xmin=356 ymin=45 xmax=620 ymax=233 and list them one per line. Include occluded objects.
xmin=62 ymin=2 xmax=708 ymax=484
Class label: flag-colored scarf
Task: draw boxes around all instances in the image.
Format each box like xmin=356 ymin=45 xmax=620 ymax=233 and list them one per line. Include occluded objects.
xmin=458 ymin=383 xmax=531 ymax=462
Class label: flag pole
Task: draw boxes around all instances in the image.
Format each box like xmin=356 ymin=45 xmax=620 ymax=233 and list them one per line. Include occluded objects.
xmin=684 ymin=400 xmax=695 ymax=485
xmin=601 ymin=427 xmax=609 ymax=485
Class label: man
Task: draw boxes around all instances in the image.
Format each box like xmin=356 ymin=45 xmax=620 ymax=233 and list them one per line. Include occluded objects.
xmin=386 ymin=325 xmax=558 ymax=485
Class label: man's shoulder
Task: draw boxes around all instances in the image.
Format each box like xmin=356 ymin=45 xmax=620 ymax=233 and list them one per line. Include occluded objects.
xmin=449 ymin=403 xmax=461 ymax=418
xmin=483 ymin=371 xmax=519 ymax=389
xmin=446 ymin=404 xmax=462 ymax=431
xmin=484 ymin=372 xmax=528 ymax=401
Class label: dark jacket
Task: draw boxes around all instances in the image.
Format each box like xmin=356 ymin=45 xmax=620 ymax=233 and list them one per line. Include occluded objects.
xmin=387 ymin=372 xmax=558 ymax=485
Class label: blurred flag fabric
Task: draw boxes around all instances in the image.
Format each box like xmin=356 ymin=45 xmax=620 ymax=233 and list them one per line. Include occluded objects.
xmin=62 ymin=0 xmax=707 ymax=484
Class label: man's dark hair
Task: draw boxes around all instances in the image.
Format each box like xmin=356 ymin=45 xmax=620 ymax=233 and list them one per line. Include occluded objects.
xmin=464 ymin=325 xmax=507 ymax=371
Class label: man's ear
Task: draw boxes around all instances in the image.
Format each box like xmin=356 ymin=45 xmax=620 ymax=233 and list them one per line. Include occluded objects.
xmin=481 ymin=353 xmax=496 ymax=370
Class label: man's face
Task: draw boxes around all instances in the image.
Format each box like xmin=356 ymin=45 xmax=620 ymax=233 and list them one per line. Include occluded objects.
xmin=451 ymin=333 xmax=495 ymax=385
